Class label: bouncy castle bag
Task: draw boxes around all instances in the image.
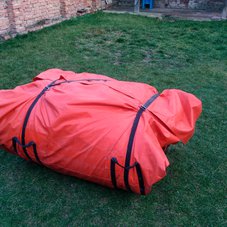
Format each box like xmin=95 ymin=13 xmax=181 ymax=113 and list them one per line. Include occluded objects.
xmin=0 ymin=69 xmax=202 ymax=195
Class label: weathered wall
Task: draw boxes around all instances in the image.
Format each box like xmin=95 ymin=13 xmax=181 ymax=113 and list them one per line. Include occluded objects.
xmin=116 ymin=0 xmax=225 ymax=11
xmin=13 ymin=0 xmax=63 ymax=34
xmin=0 ymin=0 xmax=10 ymax=37
xmin=154 ymin=0 xmax=225 ymax=11
xmin=0 ymin=0 xmax=110 ymax=40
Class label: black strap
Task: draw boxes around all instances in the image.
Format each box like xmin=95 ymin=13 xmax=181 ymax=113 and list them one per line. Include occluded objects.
xmin=111 ymin=158 xmax=117 ymax=189
xmin=21 ymin=80 xmax=57 ymax=161
xmin=110 ymin=93 xmax=159 ymax=194
xmin=123 ymin=93 xmax=159 ymax=194
xmin=32 ymin=143 xmax=42 ymax=165
xmin=12 ymin=137 xmax=42 ymax=165
xmin=12 ymin=80 xmax=57 ymax=163
xmin=12 ymin=78 xmax=108 ymax=164
xmin=110 ymin=157 xmax=137 ymax=189
xmin=11 ymin=78 xmax=108 ymax=163
xmin=135 ymin=162 xmax=145 ymax=195
xmin=12 ymin=137 xmax=34 ymax=153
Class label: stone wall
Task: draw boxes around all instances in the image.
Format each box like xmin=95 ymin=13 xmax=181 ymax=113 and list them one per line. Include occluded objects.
xmin=0 ymin=1 xmax=10 ymax=37
xmin=100 ymin=0 xmax=117 ymax=9
xmin=116 ymin=0 xmax=225 ymax=11
xmin=0 ymin=0 xmax=111 ymax=40
xmin=154 ymin=0 xmax=225 ymax=11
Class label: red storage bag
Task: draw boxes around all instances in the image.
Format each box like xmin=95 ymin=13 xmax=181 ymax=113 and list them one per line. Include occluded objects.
xmin=0 ymin=69 xmax=202 ymax=194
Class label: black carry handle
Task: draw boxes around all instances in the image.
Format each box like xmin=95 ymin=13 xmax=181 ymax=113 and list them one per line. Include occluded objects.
xmin=110 ymin=157 xmax=144 ymax=194
xmin=12 ymin=137 xmax=42 ymax=165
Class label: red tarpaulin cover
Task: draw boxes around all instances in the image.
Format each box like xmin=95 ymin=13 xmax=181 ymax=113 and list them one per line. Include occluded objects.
xmin=0 ymin=69 xmax=202 ymax=194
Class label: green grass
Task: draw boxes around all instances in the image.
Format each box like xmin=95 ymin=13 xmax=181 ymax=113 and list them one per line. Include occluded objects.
xmin=0 ymin=12 xmax=226 ymax=226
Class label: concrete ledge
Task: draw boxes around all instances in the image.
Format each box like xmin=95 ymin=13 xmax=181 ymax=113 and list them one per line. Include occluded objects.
xmin=104 ymin=10 xmax=163 ymax=19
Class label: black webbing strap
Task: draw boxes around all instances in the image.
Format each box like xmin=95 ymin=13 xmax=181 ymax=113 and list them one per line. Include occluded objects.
xmin=11 ymin=78 xmax=108 ymax=163
xmin=124 ymin=93 xmax=159 ymax=193
xmin=110 ymin=158 xmax=117 ymax=189
xmin=111 ymin=157 xmax=137 ymax=189
xmin=110 ymin=93 xmax=159 ymax=194
xmin=135 ymin=162 xmax=145 ymax=195
xmin=12 ymin=80 xmax=57 ymax=164
xmin=12 ymin=137 xmax=42 ymax=164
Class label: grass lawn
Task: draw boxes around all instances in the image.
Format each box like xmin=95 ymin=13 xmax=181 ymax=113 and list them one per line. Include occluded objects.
xmin=0 ymin=12 xmax=226 ymax=226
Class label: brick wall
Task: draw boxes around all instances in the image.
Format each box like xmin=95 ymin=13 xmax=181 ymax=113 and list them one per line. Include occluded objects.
xmin=0 ymin=0 xmax=10 ymax=37
xmin=0 ymin=0 xmax=110 ymax=40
